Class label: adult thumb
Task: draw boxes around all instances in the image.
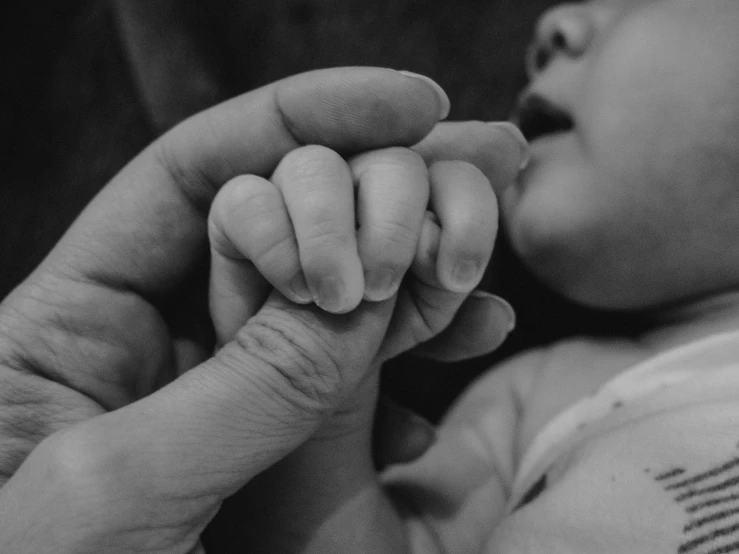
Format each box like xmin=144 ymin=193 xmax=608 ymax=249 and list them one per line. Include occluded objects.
xmin=90 ymin=295 xmax=392 ymax=499
xmin=411 ymin=291 xmax=516 ymax=362
xmin=0 ymin=295 xmax=395 ymax=552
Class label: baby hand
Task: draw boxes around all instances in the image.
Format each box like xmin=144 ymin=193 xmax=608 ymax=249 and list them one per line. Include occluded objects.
xmin=207 ymin=122 xmax=523 ymax=352
xmin=203 ymin=124 xmax=527 ymax=553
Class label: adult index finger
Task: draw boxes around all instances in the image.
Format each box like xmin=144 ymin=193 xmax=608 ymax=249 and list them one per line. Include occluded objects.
xmin=43 ymin=68 xmax=449 ymax=297
xmin=412 ymin=121 xmax=529 ymax=195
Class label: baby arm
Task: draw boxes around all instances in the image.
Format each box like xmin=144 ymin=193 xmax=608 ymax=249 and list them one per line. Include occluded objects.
xmin=382 ymin=347 xmax=542 ymax=553
xmin=392 ymin=337 xmax=739 ymax=554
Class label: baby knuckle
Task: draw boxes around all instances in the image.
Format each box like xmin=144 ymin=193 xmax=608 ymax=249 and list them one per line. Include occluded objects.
xmin=218 ymin=186 xmax=283 ymax=233
xmin=300 ymin=218 xmax=353 ymax=250
xmin=279 ymin=145 xmax=343 ymax=177
xmin=249 ymin=232 xmax=296 ymax=267
xmin=375 ymin=147 xmax=426 ymax=169
xmin=431 ymin=159 xmax=485 ymax=180
xmin=353 ymin=147 xmax=426 ymax=178
xmin=222 ymin=180 xmax=277 ymax=217
xmin=370 ymin=217 xmax=419 ymax=249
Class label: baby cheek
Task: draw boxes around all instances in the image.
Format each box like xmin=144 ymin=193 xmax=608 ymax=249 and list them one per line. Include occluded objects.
xmin=581 ymin=5 xmax=730 ymax=185
xmin=502 ymin=162 xmax=605 ymax=276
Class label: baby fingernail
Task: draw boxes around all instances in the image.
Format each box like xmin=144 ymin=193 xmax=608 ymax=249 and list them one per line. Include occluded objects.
xmin=488 ymin=121 xmax=531 ymax=171
xmin=313 ymin=276 xmax=349 ymax=313
xmin=364 ymin=268 xmax=399 ymax=302
xmin=450 ymin=259 xmax=482 ymax=292
xmin=470 ymin=291 xmax=517 ymax=333
xmin=289 ymin=273 xmax=312 ymax=303
xmin=397 ymin=70 xmax=451 ymax=120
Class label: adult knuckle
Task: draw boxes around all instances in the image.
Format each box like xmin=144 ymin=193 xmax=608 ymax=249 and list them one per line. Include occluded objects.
xmin=232 ymin=309 xmax=344 ymax=415
xmin=152 ymin=136 xmax=214 ymax=212
xmin=370 ymin=217 xmax=419 ymax=249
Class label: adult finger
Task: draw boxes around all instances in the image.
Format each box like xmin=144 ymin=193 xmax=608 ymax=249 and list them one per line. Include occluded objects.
xmin=272 ymin=146 xmax=362 ymax=314
xmin=412 ymin=121 xmax=529 ymax=195
xmin=410 ymin=291 xmax=516 ymax=362
xmin=42 ymin=68 xmax=450 ymax=298
xmin=0 ymin=68 xmax=450 ymax=432
xmin=350 ymin=148 xmax=430 ymax=302
xmin=0 ymin=295 xmax=397 ymax=551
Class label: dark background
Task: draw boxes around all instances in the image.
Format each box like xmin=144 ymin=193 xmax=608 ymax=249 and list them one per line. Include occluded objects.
xmin=1 ymin=0 xmax=635 ymax=422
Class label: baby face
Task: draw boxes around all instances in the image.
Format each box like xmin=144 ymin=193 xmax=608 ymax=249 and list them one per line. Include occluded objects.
xmin=503 ymin=0 xmax=739 ymax=310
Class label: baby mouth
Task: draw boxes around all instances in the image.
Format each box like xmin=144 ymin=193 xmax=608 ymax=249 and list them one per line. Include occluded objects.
xmin=511 ymin=93 xmax=574 ymax=143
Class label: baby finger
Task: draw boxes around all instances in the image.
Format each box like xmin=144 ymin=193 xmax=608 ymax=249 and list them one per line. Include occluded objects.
xmin=272 ymin=145 xmax=363 ymax=314
xmin=429 ymin=161 xmax=499 ymax=293
xmin=350 ymin=148 xmax=430 ymax=302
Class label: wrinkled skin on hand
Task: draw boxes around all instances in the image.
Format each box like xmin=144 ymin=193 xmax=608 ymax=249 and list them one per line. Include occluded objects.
xmin=0 ymin=68 xmax=521 ymax=554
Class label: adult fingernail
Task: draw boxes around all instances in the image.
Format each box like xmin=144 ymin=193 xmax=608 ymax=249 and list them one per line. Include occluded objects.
xmin=397 ymin=70 xmax=451 ymax=121
xmin=488 ymin=121 xmax=531 ymax=171
xmin=470 ymin=291 xmax=517 ymax=333
xmin=313 ymin=276 xmax=349 ymax=313
xmin=364 ymin=268 xmax=399 ymax=302
xmin=288 ymin=273 xmax=312 ymax=303
xmin=449 ymin=259 xmax=482 ymax=292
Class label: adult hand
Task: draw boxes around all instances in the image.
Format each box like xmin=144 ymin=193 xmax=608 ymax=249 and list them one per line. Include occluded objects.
xmin=0 ymin=68 xmax=524 ymax=553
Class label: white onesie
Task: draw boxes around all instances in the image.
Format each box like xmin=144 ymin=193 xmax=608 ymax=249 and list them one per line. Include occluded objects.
xmin=492 ymin=330 xmax=739 ymax=554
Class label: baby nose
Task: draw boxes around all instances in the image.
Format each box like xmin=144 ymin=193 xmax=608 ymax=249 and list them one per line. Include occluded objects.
xmin=526 ymin=3 xmax=595 ymax=78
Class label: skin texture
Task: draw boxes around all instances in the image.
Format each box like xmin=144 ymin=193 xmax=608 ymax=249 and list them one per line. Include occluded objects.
xmin=4 ymin=0 xmax=739 ymax=551
xmin=0 ymin=68 xmax=525 ymax=553
xmin=501 ymin=0 xmax=739 ymax=309
xmin=223 ymin=2 xmax=739 ymax=553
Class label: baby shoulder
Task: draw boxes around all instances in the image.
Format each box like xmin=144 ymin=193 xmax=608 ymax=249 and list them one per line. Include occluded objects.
xmin=448 ymin=336 xmax=646 ymax=439
xmin=488 ymin=399 xmax=739 ymax=553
